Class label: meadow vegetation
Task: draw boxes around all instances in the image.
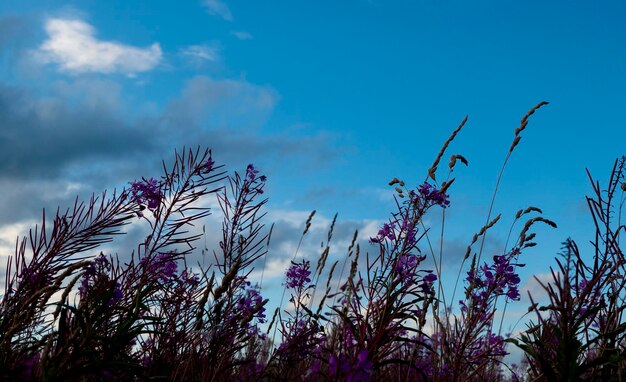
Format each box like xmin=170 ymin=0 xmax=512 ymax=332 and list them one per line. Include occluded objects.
xmin=2 ymin=102 xmax=626 ymax=381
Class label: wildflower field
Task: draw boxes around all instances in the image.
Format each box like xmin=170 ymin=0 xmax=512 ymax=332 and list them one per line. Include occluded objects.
xmin=2 ymin=102 xmax=626 ymax=381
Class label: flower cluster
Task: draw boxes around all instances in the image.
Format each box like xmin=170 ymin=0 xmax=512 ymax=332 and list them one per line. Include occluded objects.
xmin=130 ymin=177 xmax=163 ymax=210
xmin=465 ymin=254 xmax=523 ymax=305
xmin=285 ymin=260 xmax=312 ymax=290
xmin=475 ymin=331 xmax=508 ymax=358
xmin=394 ymin=254 xmax=419 ymax=281
xmin=78 ymin=253 xmax=123 ymax=306
xmin=180 ymin=268 xmax=200 ymax=287
xmin=400 ymin=216 xmax=417 ymax=245
xmin=416 ymin=182 xmax=450 ymax=208
xmin=139 ymin=252 xmax=178 ymax=282
xmin=246 ymin=164 xmax=260 ymax=181
xmin=422 ymin=272 xmax=438 ymax=295
xmin=279 ymin=318 xmax=324 ymax=357
xmin=424 ymin=272 xmax=437 ymax=283
xmin=393 ymin=253 xmax=429 ymax=285
xmin=18 ymin=265 xmax=52 ymax=289
xmin=236 ymin=281 xmax=267 ymax=329
xmin=243 ymin=164 xmax=267 ymax=194
xmin=483 ymin=255 xmax=522 ymax=300
xmin=369 ymin=222 xmax=396 ymax=244
xmin=205 ymin=154 xmax=215 ymax=171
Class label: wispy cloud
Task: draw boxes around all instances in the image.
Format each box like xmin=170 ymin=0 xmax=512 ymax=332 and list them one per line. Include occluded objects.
xmin=231 ymin=30 xmax=253 ymax=40
xmin=180 ymin=44 xmax=220 ymax=63
xmin=164 ymin=75 xmax=277 ymax=130
xmin=35 ymin=18 xmax=162 ymax=75
xmin=202 ymin=0 xmax=233 ymax=21
xmin=521 ymin=271 xmax=554 ymax=302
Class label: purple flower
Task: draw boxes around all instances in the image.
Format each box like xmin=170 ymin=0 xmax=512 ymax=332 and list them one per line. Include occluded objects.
xmin=419 ymin=272 xmax=438 ymax=294
xmin=285 ymin=260 xmax=312 ymax=290
xmin=369 ymin=222 xmax=396 ymax=243
xmin=78 ymin=254 xmax=123 ymax=306
xmin=79 ymin=254 xmax=110 ymax=296
xmin=19 ymin=266 xmax=53 ymax=288
xmin=162 ymin=260 xmax=177 ymax=279
xmin=394 ymin=254 xmax=420 ymax=283
xmin=246 ymin=164 xmax=259 ymax=181
xmin=465 ymin=253 xmax=523 ymax=303
xmin=237 ymin=282 xmax=267 ymax=325
xmin=139 ymin=252 xmax=178 ymax=282
xmin=130 ymin=177 xmax=163 ymax=210
xmin=480 ymin=331 xmax=508 ymax=357
xmin=205 ymin=155 xmax=215 ymax=171
xmin=402 ymin=216 xmax=417 ymax=244
xmin=243 ymin=164 xmax=267 ymax=194
xmin=181 ymin=269 xmax=200 ymax=286
xmin=506 ymin=286 xmax=520 ymax=300
xmin=418 ymin=182 xmax=450 ymax=208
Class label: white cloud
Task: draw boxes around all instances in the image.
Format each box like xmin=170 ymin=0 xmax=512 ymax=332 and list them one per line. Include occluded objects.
xmin=0 ymin=221 xmax=37 ymax=256
xmin=180 ymin=44 xmax=220 ymax=62
xmin=231 ymin=30 xmax=253 ymax=40
xmin=521 ymin=271 xmax=555 ymax=302
xmin=268 ymin=209 xmax=332 ymax=231
xmin=203 ymin=0 xmax=233 ymax=21
xmin=249 ymin=257 xmax=291 ymax=282
xmin=35 ymin=18 xmax=162 ymax=75
xmin=360 ymin=219 xmax=383 ymax=241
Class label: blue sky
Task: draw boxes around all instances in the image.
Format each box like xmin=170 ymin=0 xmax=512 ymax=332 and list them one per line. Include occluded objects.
xmin=0 ymin=0 xmax=625 ymax=338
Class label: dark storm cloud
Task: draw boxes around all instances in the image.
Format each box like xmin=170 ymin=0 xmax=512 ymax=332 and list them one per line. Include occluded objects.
xmin=0 ymin=73 xmax=336 ymax=232
xmin=0 ymin=83 xmax=154 ymax=181
xmin=0 ymin=13 xmax=344 ymax=298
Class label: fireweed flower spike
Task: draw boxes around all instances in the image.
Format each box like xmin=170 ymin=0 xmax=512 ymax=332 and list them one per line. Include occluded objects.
xmin=228 ymin=278 xmax=268 ymax=335
xmin=130 ymin=177 xmax=163 ymax=210
xmin=205 ymin=154 xmax=215 ymax=171
xmin=242 ymin=163 xmax=267 ymax=194
xmin=417 ymin=181 xmax=450 ymax=208
xmin=78 ymin=253 xmax=124 ymax=306
xmin=393 ymin=254 xmax=429 ymax=285
xmin=139 ymin=251 xmax=179 ymax=282
xmin=285 ymin=260 xmax=312 ymax=290
xmin=369 ymin=222 xmax=396 ymax=244
xmin=246 ymin=164 xmax=259 ymax=181
xmin=464 ymin=254 xmax=523 ymax=307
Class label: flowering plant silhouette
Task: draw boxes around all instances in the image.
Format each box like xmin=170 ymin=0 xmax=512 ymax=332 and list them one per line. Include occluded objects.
xmin=2 ymin=105 xmax=625 ymax=381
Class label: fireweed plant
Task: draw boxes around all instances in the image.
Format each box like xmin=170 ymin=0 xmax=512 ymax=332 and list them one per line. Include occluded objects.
xmin=509 ymin=158 xmax=626 ymax=381
xmin=0 ymin=104 xmax=624 ymax=381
